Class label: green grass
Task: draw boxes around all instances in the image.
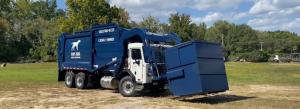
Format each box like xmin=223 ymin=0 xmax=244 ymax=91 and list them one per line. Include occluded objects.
xmin=0 ymin=63 xmax=59 ymax=90
xmin=226 ymin=62 xmax=300 ymax=86
xmin=0 ymin=62 xmax=300 ymax=91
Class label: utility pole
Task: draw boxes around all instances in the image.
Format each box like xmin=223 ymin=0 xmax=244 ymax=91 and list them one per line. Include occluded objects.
xmin=260 ymin=41 xmax=264 ymax=51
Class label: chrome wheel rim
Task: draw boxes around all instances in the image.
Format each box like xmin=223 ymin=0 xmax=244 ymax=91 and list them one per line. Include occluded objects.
xmin=76 ymin=77 xmax=83 ymax=87
xmin=66 ymin=75 xmax=72 ymax=85
xmin=122 ymin=80 xmax=134 ymax=94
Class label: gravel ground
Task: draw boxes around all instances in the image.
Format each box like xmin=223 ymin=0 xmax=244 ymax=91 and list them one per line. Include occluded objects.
xmin=0 ymin=85 xmax=299 ymax=109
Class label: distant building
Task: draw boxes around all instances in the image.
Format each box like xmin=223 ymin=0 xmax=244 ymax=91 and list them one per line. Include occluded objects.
xmin=291 ymin=53 xmax=300 ymax=62
xmin=272 ymin=53 xmax=300 ymax=63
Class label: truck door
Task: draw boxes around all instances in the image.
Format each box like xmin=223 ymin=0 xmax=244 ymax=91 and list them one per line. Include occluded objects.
xmin=129 ymin=48 xmax=144 ymax=83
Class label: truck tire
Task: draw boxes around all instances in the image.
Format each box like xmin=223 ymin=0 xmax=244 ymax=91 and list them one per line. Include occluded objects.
xmin=75 ymin=72 xmax=88 ymax=89
xmin=118 ymin=76 xmax=137 ymax=97
xmin=65 ymin=71 xmax=75 ymax=88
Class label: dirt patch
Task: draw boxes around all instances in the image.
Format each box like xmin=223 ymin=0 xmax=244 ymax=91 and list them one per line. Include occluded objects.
xmin=0 ymin=85 xmax=299 ymax=109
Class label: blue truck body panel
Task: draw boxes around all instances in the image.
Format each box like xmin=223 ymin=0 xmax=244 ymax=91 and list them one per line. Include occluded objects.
xmin=58 ymin=24 xmax=180 ymax=74
xmin=58 ymin=24 xmax=122 ymax=72
xmin=165 ymin=41 xmax=229 ymax=96
xmin=58 ymin=23 xmax=228 ymax=96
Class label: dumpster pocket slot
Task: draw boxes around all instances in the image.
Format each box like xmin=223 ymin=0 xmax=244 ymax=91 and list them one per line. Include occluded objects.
xmin=167 ymin=69 xmax=185 ymax=80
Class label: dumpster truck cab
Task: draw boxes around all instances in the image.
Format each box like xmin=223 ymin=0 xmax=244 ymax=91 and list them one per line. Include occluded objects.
xmin=58 ymin=23 xmax=229 ymax=97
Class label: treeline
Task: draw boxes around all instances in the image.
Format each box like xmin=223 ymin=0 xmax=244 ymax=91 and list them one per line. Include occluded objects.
xmin=135 ymin=15 xmax=300 ymax=61
xmin=0 ymin=0 xmax=299 ymax=62
xmin=0 ymin=0 xmax=129 ymax=62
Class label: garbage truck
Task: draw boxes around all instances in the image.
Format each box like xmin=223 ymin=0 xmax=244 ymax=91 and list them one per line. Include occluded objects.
xmin=58 ymin=23 xmax=228 ymax=97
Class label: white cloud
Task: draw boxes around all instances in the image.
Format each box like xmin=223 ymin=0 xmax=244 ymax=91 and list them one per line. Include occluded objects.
xmin=109 ymin=0 xmax=185 ymax=22
xmin=192 ymin=0 xmax=243 ymax=10
xmin=272 ymin=0 xmax=300 ymax=9
xmin=191 ymin=12 xmax=224 ymax=25
xmin=191 ymin=17 xmax=202 ymax=24
xmin=202 ymin=12 xmax=223 ymax=23
xmin=109 ymin=0 xmax=300 ymax=34
xmin=109 ymin=0 xmax=244 ymax=22
xmin=247 ymin=17 xmax=300 ymax=34
xmin=281 ymin=18 xmax=300 ymax=30
xmin=249 ymin=0 xmax=277 ymax=14
xmin=247 ymin=0 xmax=300 ymax=34
xmin=267 ymin=6 xmax=300 ymax=17
xmin=247 ymin=18 xmax=274 ymax=26
xmin=192 ymin=12 xmax=248 ymax=25
xmin=233 ymin=12 xmax=248 ymax=20
xmin=110 ymin=0 xmax=185 ymax=10
xmin=250 ymin=0 xmax=300 ymax=15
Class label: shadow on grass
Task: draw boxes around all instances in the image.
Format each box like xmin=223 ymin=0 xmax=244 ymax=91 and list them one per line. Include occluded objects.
xmin=180 ymin=94 xmax=255 ymax=104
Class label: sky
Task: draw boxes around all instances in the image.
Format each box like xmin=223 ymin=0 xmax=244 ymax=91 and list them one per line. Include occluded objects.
xmin=57 ymin=0 xmax=300 ymax=34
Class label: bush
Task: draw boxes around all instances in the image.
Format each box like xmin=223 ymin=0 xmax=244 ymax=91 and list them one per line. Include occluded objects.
xmin=240 ymin=51 xmax=270 ymax=62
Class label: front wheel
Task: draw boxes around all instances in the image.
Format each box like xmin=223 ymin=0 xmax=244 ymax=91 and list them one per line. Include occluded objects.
xmin=118 ymin=76 xmax=137 ymax=97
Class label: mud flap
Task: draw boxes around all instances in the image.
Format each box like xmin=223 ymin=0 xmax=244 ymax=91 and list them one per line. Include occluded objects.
xmin=58 ymin=70 xmax=65 ymax=81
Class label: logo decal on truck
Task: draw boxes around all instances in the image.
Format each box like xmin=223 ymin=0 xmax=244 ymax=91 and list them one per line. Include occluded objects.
xmin=98 ymin=37 xmax=115 ymax=43
xmin=98 ymin=28 xmax=115 ymax=34
xmin=71 ymin=40 xmax=81 ymax=51
xmin=71 ymin=40 xmax=81 ymax=59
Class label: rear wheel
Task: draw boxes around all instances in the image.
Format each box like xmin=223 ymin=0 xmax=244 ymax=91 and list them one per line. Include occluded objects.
xmin=75 ymin=72 xmax=88 ymax=89
xmin=65 ymin=71 xmax=75 ymax=88
xmin=118 ymin=76 xmax=137 ymax=97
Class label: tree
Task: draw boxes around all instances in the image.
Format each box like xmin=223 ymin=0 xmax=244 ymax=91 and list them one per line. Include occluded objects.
xmin=1 ymin=0 xmax=300 ymax=62
xmin=213 ymin=20 xmax=232 ymax=47
xmin=189 ymin=22 xmax=206 ymax=40
xmin=228 ymin=24 xmax=259 ymax=54
xmin=159 ymin=23 xmax=171 ymax=34
xmin=31 ymin=0 xmax=57 ymax=20
xmin=60 ymin=0 xmax=130 ymax=33
xmin=139 ymin=16 xmax=160 ymax=32
xmin=198 ymin=22 xmax=206 ymax=40
xmin=110 ymin=6 xmax=130 ymax=28
xmin=258 ymin=31 xmax=300 ymax=54
xmin=0 ymin=0 xmax=12 ymax=17
xmin=0 ymin=17 xmax=9 ymax=61
xmin=28 ymin=18 xmax=59 ymax=61
xmin=169 ymin=13 xmax=191 ymax=42
xmin=205 ymin=21 xmax=259 ymax=57
xmin=0 ymin=0 xmax=64 ymax=62
xmin=205 ymin=20 xmax=233 ymax=45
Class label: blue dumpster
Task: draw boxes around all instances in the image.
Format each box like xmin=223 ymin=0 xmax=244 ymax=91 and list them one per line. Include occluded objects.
xmin=165 ymin=41 xmax=229 ymax=96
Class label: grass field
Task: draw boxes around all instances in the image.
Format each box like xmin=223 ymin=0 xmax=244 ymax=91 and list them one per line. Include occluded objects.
xmin=0 ymin=62 xmax=299 ymax=109
xmin=0 ymin=63 xmax=59 ymax=90
xmin=0 ymin=62 xmax=299 ymax=90
xmin=226 ymin=62 xmax=300 ymax=86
